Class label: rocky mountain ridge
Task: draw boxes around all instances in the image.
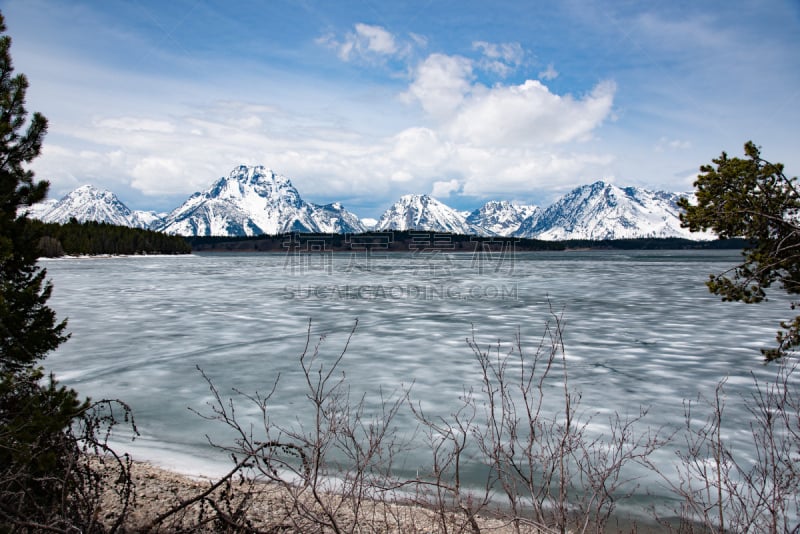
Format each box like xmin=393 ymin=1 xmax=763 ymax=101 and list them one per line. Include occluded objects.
xmin=25 ymin=165 xmax=709 ymax=240
xmin=27 ymin=185 xmax=162 ymax=229
xmin=154 ymin=166 xmax=366 ymax=236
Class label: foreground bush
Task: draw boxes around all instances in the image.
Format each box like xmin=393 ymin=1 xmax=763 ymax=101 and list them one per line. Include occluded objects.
xmin=0 ymin=11 xmax=137 ymax=531
xmin=124 ymin=317 xmax=797 ymax=534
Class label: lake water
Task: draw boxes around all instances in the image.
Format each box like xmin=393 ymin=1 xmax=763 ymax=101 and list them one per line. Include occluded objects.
xmin=41 ymin=246 xmax=795 ymax=520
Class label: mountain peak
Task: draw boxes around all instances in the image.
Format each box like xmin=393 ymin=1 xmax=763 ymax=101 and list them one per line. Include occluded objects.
xmin=467 ymin=200 xmax=539 ymax=236
xmin=398 ymin=193 xmax=432 ymax=203
xmin=27 ymin=169 xmax=713 ymax=241
xmin=228 ymin=165 xmax=281 ymax=183
xmin=515 ymin=181 xmax=700 ymax=240
xmin=225 ymin=165 xmax=293 ymax=189
xmin=71 ymin=184 xmax=116 ymax=200
xmin=206 ymin=165 xmax=299 ymax=206
xmin=31 ymin=183 xmax=163 ymax=229
xmin=73 ymin=184 xmax=101 ymax=192
xmin=157 ymin=165 xmax=365 ymax=236
xmin=375 ymin=193 xmax=489 ymax=234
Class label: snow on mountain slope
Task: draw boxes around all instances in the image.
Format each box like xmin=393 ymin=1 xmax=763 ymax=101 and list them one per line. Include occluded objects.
xmin=20 ymin=198 xmax=58 ymax=220
xmin=20 ymin=171 xmax=713 ymax=240
xmin=310 ymin=202 xmax=367 ymax=233
xmin=515 ymin=181 xmax=708 ymax=240
xmin=466 ymin=201 xmax=539 ymax=236
xmin=33 ymin=185 xmax=159 ymax=228
xmin=131 ymin=210 xmax=167 ymax=229
xmin=374 ymin=194 xmax=490 ymax=235
xmin=360 ymin=217 xmax=378 ymax=230
xmin=156 ymin=165 xmax=365 ymax=236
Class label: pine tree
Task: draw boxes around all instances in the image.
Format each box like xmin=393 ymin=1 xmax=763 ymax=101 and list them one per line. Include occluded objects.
xmin=679 ymin=141 xmax=800 ymax=360
xmin=0 ymin=15 xmax=67 ymax=372
xmin=0 ymin=10 xmax=89 ymax=528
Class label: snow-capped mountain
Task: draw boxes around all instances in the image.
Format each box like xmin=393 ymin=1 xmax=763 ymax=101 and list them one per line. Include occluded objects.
xmin=515 ymin=181 xmax=701 ymax=240
xmin=374 ymin=194 xmax=490 ymax=235
xmin=21 ymin=169 xmax=713 ymax=241
xmin=155 ymin=165 xmax=365 ymax=236
xmin=466 ymin=201 xmax=539 ymax=236
xmin=29 ymin=185 xmax=161 ymax=229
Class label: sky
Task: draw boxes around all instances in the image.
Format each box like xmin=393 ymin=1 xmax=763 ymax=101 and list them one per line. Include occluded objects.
xmin=1 ymin=0 xmax=798 ymax=218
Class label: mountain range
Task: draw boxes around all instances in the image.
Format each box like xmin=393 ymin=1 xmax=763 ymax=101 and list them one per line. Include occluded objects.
xmin=23 ymin=165 xmax=710 ymax=241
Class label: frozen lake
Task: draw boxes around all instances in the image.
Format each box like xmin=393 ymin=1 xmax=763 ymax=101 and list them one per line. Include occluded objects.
xmin=41 ymin=245 xmax=794 ymax=520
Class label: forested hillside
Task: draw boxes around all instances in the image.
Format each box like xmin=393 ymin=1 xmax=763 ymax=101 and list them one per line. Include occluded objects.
xmin=33 ymin=219 xmax=191 ymax=256
xmin=186 ymin=232 xmax=746 ymax=253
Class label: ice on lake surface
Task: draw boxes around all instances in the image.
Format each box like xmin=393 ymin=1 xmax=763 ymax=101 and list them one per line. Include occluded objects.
xmin=42 ymin=248 xmax=797 ymax=516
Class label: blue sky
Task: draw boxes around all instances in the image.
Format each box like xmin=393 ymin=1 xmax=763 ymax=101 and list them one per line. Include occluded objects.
xmin=1 ymin=0 xmax=798 ymax=218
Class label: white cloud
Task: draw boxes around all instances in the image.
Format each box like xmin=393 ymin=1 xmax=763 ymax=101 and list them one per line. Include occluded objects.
xmin=457 ymin=149 xmax=615 ymax=196
xmin=431 ymin=179 xmax=460 ymax=197
xmin=402 ymin=53 xmax=474 ymax=120
xmin=403 ymin=51 xmax=615 ymax=149
xmin=538 ymin=63 xmax=558 ymax=81
xmin=391 ymin=170 xmax=414 ymax=182
xmin=130 ymin=157 xmax=187 ymax=195
xmin=303 ymin=44 xmax=615 ymax=203
xmin=446 ymin=79 xmax=616 ymax=147
xmin=318 ymin=23 xmax=406 ymax=62
xmin=354 ymin=23 xmax=397 ymax=55
xmin=94 ymin=117 xmax=176 ymax=133
xmin=409 ymin=32 xmax=428 ymax=48
xmin=472 ymin=41 xmax=524 ymax=64
xmin=32 ymin=48 xmax=617 ymax=211
xmin=655 ymin=137 xmax=692 ymax=151
xmin=26 ymin=29 xmax=618 ymax=214
xmin=472 ymin=41 xmax=525 ymax=77
xmin=36 ymin=105 xmax=617 ymax=215
xmin=10 ymin=0 xmax=800 ymax=218
xmin=265 ymin=35 xmax=618 ymax=204
xmin=390 ymin=127 xmax=447 ymax=166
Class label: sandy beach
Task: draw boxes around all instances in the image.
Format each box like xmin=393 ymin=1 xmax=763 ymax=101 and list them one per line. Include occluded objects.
xmin=96 ymin=458 xmax=550 ymax=533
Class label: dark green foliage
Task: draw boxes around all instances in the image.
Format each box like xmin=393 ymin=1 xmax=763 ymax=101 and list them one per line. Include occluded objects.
xmin=32 ymin=219 xmax=192 ymax=256
xmin=0 ymin=17 xmax=67 ymax=374
xmin=0 ymin=370 xmax=136 ymax=532
xmin=679 ymin=141 xmax=800 ymax=360
xmin=0 ymin=11 xmax=137 ymax=532
xmin=187 ymin=231 xmax=565 ymax=252
xmin=0 ymin=5 xmax=77 ymax=523
xmin=187 ymin=231 xmax=742 ymax=253
xmin=0 ymin=369 xmax=86 ymax=512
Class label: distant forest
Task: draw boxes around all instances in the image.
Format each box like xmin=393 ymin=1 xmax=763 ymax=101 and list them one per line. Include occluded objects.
xmin=187 ymin=231 xmax=748 ymax=253
xmin=33 ymin=219 xmax=192 ymax=256
xmin=29 ymin=222 xmax=748 ymax=257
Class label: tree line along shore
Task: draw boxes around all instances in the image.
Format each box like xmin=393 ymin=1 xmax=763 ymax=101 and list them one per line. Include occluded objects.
xmin=34 ymin=220 xmax=748 ymax=257
xmin=186 ymin=231 xmax=747 ymax=253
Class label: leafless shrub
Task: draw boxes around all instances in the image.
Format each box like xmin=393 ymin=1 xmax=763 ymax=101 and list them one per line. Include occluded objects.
xmin=410 ymin=386 xmax=490 ymax=534
xmin=143 ymin=313 xmax=671 ymax=533
xmin=651 ymin=361 xmax=800 ymax=533
xmin=147 ymin=318 xmax=411 ymax=533
xmin=70 ymin=399 xmax=138 ymax=533
xmin=468 ymin=309 xmax=665 ymax=534
xmin=0 ymin=395 xmax=136 ymax=533
xmin=82 ymin=315 xmax=800 ymax=534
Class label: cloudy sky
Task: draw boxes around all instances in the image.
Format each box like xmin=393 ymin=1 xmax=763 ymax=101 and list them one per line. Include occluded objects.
xmin=2 ymin=0 xmax=798 ymax=217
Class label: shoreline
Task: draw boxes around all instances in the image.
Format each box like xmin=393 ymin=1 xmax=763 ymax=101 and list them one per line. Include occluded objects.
xmin=94 ymin=455 xmax=670 ymax=533
xmin=96 ymin=457 xmax=531 ymax=533
xmin=38 ymin=252 xmax=195 ymax=260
